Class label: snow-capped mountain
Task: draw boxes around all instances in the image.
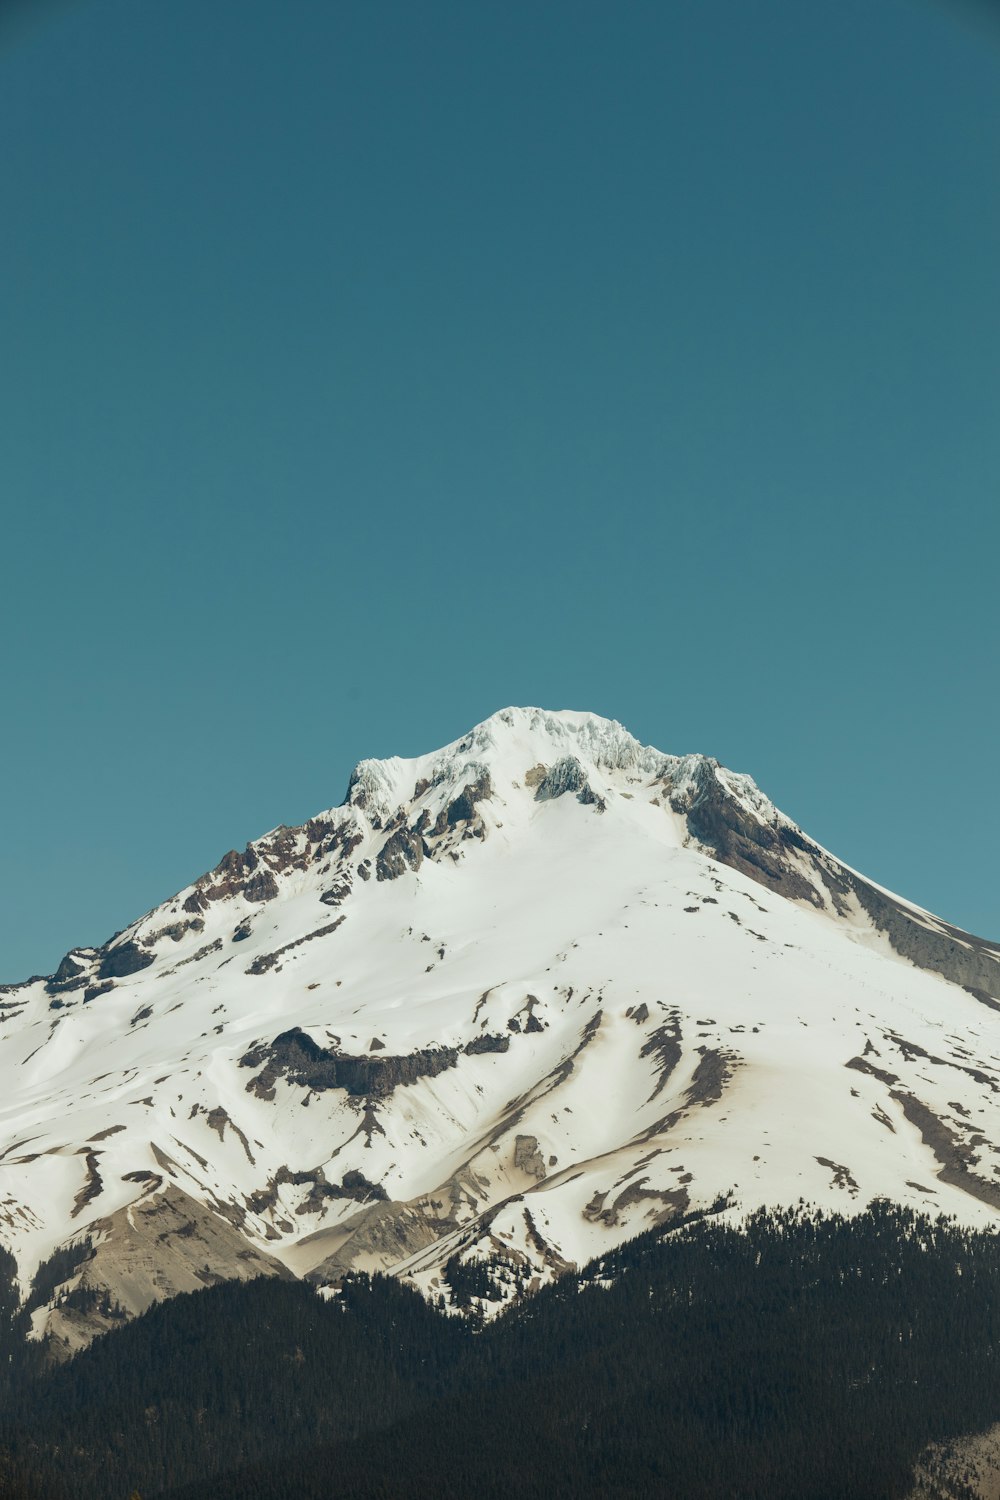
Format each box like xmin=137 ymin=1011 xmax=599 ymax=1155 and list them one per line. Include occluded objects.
xmin=3 ymin=706 xmax=1000 ymax=1353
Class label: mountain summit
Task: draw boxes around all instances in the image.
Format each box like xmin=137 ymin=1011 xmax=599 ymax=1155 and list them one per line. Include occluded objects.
xmin=3 ymin=707 xmax=1000 ymax=1353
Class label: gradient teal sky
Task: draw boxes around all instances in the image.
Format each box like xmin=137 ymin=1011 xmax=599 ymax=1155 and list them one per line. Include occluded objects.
xmin=2 ymin=0 xmax=998 ymax=980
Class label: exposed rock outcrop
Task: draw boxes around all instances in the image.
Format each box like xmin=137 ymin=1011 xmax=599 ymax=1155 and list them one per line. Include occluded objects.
xmin=305 ymin=1199 xmax=445 ymax=1281
xmin=513 ymin=1134 xmax=546 ymax=1181
xmin=240 ymin=1027 xmax=459 ymax=1100
xmin=853 ymin=881 xmax=1000 ymax=1003
xmin=46 ymin=953 xmax=91 ymax=995
xmin=672 ymin=759 xmax=1000 ymax=1005
xmin=248 ymin=1164 xmax=387 ymax=1218
xmin=465 ymin=1033 xmax=511 ymax=1055
xmin=444 ymin=770 xmax=493 ymax=826
xmin=376 ymin=827 xmax=425 ymax=881
xmin=674 ymin=760 xmax=823 ymax=907
xmin=98 ymin=941 xmax=154 ymax=980
xmin=242 ymin=869 xmax=279 ymax=903
xmin=534 ymin=756 xmax=603 ymax=809
xmin=186 ymin=817 xmax=362 ymax=908
xmin=244 ymin=916 xmax=344 ymax=975
xmin=38 ymin=1186 xmax=291 ymax=1360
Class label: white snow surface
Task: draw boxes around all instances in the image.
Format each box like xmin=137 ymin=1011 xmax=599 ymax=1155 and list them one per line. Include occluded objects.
xmin=2 ymin=707 xmax=1000 ymax=1314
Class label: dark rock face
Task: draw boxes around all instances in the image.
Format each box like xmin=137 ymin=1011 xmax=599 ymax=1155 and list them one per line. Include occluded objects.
xmin=240 ymin=1027 xmax=458 ymax=1100
xmin=340 ymin=1168 xmax=387 ymax=1201
xmin=240 ymin=1031 xmax=329 ymax=1095
xmin=52 ymin=954 xmax=84 ymax=984
xmin=425 ymin=771 xmax=495 ymax=839
xmin=674 ymin=760 xmax=1000 ymax=1002
xmin=852 ymin=881 xmax=1000 ymax=1003
xmin=98 ymin=942 xmax=154 ymax=980
xmin=376 ymin=827 xmax=425 ymax=882
xmin=676 ymin=762 xmax=823 ymax=907
xmin=243 ymin=870 xmax=279 ymax=904
xmin=322 ymin=1044 xmax=458 ymax=1098
xmin=83 ymin=981 xmax=114 ymax=1003
xmin=446 ymin=771 xmax=493 ymax=826
xmin=465 ymin=1033 xmax=511 ymax=1055
xmin=198 ymin=846 xmax=260 ymax=903
xmin=46 ymin=953 xmax=90 ymax=995
xmin=320 ymin=878 xmax=352 ymax=907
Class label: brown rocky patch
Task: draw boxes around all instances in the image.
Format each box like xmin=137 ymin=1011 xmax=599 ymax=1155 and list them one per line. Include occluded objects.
xmin=513 ymin=1135 xmax=547 ymax=1181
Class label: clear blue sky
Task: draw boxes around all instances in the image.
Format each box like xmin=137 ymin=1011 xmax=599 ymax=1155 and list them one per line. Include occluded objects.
xmin=2 ymin=0 xmax=998 ymax=981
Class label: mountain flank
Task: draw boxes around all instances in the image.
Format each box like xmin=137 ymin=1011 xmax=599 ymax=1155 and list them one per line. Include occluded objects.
xmin=2 ymin=706 xmax=999 ymax=1351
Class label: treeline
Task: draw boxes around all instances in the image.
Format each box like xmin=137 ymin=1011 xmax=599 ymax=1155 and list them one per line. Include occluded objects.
xmin=3 ymin=1204 xmax=1000 ymax=1497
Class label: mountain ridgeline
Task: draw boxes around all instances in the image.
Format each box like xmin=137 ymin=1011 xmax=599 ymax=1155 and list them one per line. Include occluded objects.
xmin=3 ymin=707 xmax=1000 ymax=1359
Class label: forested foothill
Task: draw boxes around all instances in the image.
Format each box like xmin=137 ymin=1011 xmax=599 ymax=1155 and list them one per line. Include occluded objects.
xmin=2 ymin=1204 xmax=1000 ymax=1498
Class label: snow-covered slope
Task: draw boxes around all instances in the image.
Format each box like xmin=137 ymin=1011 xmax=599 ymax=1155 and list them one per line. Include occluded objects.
xmin=3 ymin=707 xmax=1000 ymax=1349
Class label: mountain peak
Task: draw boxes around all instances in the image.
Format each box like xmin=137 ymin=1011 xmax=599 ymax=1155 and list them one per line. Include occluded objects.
xmin=343 ymin=707 xmax=678 ymax=823
xmin=6 ymin=705 xmax=1000 ymax=1355
xmin=443 ymin=705 xmax=669 ymax=773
